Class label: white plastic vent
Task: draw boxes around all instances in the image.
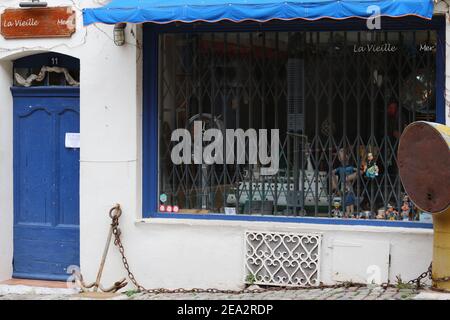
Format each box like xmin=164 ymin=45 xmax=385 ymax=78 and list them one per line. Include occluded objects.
xmin=245 ymin=231 xmax=321 ymax=287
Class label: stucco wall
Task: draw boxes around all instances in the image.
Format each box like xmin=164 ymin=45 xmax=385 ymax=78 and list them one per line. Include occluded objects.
xmin=0 ymin=60 xmax=13 ymax=281
xmin=0 ymin=0 xmax=447 ymax=287
xmin=76 ymin=12 xmax=438 ymax=289
xmin=0 ymin=0 xmax=138 ymax=281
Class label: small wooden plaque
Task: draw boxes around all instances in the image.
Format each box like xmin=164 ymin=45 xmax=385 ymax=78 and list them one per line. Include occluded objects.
xmin=1 ymin=7 xmax=76 ymax=39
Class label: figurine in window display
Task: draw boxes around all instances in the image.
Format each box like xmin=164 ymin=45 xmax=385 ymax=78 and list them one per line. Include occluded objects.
xmin=400 ymin=194 xmax=414 ymax=221
xmin=386 ymin=204 xmax=399 ymax=221
xmin=363 ymin=152 xmax=379 ymax=179
xmin=401 ymin=200 xmax=410 ymax=221
xmin=331 ymin=148 xmax=359 ymax=192
xmin=376 ymin=209 xmax=386 ymax=220
xmin=344 ymin=185 xmax=356 ymax=218
xmin=331 ymin=199 xmax=343 ymax=218
xmin=331 ymin=148 xmax=360 ymax=218
xmin=359 ymin=211 xmax=370 ymax=219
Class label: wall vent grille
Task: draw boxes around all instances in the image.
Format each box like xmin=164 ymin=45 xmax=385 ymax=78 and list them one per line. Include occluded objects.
xmin=245 ymin=231 xmax=321 ymax=287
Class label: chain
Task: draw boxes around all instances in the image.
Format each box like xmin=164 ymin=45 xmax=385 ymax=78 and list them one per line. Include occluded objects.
xmin=110 ymin=209 xmax=307 ymax=294
xmin=407 ymin=262 xmax=450 ymax=290
xmin=110 ymin=205 xmax=358 ymax=294
xmin=407 ymin=263 xmax=432 ymax=289
xmin=110 ymin=205 xmax=450 ymax=295
xmin=110 ymin=209 xmax=146 ymax=293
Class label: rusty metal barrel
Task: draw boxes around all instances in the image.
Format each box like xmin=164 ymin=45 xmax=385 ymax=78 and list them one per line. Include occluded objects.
xmin=398 ymin=121 xmax=450 ymax=291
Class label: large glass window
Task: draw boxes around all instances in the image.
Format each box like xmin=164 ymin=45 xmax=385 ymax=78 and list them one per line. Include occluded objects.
xmin=157 ymin=30 xmax=436 ymax=222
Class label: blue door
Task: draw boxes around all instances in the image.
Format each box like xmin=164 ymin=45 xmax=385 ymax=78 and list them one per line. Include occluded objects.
xmin=12 ymin=87 xmax=80 ymax=281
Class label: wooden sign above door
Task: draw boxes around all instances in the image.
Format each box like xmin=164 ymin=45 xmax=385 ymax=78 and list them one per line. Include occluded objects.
xmin=1 ymin=7 xmax=76 ymax=39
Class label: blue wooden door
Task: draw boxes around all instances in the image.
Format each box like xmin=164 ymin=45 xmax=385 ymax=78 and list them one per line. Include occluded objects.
xmin=12 ymin=87 xmax=80 ymax=281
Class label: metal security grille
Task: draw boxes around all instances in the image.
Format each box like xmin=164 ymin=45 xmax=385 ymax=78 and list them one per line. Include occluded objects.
xmin=245 ymin=231 xmax=321 ymax=287
xmin=158 ymin=30 xmax=437 ymax=218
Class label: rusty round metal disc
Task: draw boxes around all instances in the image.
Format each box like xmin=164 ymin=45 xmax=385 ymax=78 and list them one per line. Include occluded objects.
xmin=398 ymin=122 xmax=450 ymax=214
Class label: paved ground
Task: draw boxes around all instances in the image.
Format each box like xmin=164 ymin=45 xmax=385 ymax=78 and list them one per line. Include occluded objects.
xmin=0 ymin=285 xmax=449 ymax=300
xmin=128 ymin=286 xmax=418 ymax=300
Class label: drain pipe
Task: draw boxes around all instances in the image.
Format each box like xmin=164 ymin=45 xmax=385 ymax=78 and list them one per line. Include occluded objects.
xmin=398 ymin=121 xmax=450 ymax=292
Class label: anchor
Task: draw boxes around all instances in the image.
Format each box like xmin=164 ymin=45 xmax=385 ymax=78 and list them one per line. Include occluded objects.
xmin=73 ymin=204 xmax=128 ymax=297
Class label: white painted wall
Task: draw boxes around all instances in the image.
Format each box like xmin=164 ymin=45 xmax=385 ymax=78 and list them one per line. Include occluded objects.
xmin=0 ymin=0 xmax=139 ymax=281
xmin=125 ymin=219 xmax=433 ymax=289
xmin=0 ymin=1 xmax=444 ymax=288
xmin=0 ymin=59 xmax=13 ymax=281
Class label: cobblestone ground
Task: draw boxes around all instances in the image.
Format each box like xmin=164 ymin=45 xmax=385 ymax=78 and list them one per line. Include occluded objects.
xmin=0 ymin=286 xmax=433 ymax=300
xmin=128 ymin=287 xmax=419 ymax=300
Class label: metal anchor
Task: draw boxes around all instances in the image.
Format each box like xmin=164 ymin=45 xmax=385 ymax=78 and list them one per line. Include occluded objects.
xmin=73 ymin=204 xmax=128 ymax=294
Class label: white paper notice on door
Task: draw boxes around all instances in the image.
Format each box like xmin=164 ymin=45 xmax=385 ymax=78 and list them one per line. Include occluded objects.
xmin=65 ymin=133 xmax=80 ymax=149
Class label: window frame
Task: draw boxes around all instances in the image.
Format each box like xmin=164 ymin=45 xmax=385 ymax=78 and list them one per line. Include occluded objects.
xmin=13 ymin=52 xmax=80 ymax=87
xmin=142 ymin=16 xmax=445 ymax=229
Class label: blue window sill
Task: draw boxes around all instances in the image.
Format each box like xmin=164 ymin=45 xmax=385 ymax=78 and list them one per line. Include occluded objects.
xmin=146 ymin=212 xmax=433 ymax=229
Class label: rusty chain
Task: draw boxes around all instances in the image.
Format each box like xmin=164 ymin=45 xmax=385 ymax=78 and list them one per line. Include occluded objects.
xmin=406 ymin=262 xmax=450 ymax=290
xmin=109 ymin=205 xmax=449 ymax=295
xmin=109 ymin=204 xmax=285 ymax=294
xmin=407 ymin=263 xmax=432 ymax=289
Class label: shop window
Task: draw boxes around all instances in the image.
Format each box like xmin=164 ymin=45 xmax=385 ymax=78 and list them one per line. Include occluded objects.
xmin=156 ymin=29 xmax=437 ymax=222
xmin=13 ymin=52 xmax=80 ymax=87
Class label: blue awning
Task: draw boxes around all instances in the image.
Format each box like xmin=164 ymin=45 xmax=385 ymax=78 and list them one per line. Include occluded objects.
xmin=83 ymin=0 xmax=433 ymax=26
